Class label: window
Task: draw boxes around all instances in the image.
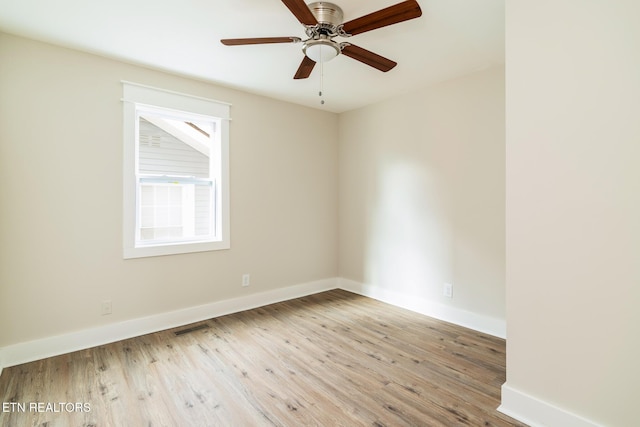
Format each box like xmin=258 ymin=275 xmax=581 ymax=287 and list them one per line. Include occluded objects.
xmin=122 ymin=82 xmax=230 ymax=258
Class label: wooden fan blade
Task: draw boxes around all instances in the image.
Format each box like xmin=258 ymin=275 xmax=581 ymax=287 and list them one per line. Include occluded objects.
xmin=341 ymin=44 xmax=397 ymax=72
xmin=294 ymin=56 xmax=316 ymax=79
xmin=341 ymin=0 xmax=422 ymax=36
xmin=281 ymin=0 xmax=318 ymax=26
xmin=221 ymin=37 xmax=301 ymax=46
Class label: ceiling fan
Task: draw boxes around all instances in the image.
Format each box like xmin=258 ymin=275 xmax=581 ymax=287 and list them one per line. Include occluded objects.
xmin=221 ymin=0 xmax=422 ymax=79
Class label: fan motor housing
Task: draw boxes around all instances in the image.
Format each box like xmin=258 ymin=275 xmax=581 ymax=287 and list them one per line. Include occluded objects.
xmin=307 ymin=2 xmax=344 ymax=27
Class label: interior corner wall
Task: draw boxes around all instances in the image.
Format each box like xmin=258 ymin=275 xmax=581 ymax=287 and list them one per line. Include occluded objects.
xmin=0 ymin=32 xmax=338 ymax=349
xmin=337 ymin=66 xmax=506 ymax=332
xmin=505 ymin=1 xmax=640 ymax=425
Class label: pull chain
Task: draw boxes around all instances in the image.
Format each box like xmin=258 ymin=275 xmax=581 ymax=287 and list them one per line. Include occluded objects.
xmin=319 ymin=53 xmax=325 ymax=105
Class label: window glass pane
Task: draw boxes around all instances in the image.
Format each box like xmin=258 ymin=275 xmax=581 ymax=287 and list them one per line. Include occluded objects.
xmin=169 ymin=227 xmax=183 ymax=238
xmin=140 ymin=228 xmax=155 ymax=240
xmin=169 ymin=206 xmax=182 ymax=226
xmin=140 ymin=206 xmax=154 ymax=228
xmin=194 ymin=185 xmax=211 ymax=236
xmin=138 ymin=114 xmax=211 ymax=178
xmin=141 ymin=185 xmax=154 ymax=204
xmin=137 ymin=181 xmax=213 ymax=244
xmin=156 ymin=187 xmax=168 ymax=205
xmin=155 ymin=227 xmax=169 ymax=240
xmin=169 ymin=186 xmax=182 ymax=203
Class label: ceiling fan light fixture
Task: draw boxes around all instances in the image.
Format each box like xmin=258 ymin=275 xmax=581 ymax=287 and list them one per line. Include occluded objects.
xmin=303 ymin=39 xmax=339 ymax=62
xmin=221 ymin=0 xmax=423 ymax=78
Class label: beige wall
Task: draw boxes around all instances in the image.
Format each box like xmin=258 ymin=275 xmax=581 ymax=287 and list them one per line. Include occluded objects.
xmin=505 ymin=1 xmax=640 ymax=425
xmin=338 ymin=66 xmax=506 ymax=323
xmin=0 ymin=33 xmax=338 ymax=347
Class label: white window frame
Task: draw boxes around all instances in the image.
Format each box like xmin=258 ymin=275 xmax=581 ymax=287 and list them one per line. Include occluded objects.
xmin=122 ymin=81 xmax=230 ymax=258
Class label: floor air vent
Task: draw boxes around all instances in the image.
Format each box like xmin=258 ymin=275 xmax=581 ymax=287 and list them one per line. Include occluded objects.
xmin=173 ymin=324 xmax=210 ymax=336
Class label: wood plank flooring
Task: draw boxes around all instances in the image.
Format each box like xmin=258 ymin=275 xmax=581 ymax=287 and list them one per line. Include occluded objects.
xmin=0 ymin=290 xmax=527 ymax=426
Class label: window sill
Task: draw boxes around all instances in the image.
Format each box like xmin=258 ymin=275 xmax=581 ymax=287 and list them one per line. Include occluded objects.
xmin=123 ymin=240 xmax=230 ymax=259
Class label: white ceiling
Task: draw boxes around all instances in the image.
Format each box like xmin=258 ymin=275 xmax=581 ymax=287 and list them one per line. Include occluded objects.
xmin=0 ymin=0 xmax=504 ymax=113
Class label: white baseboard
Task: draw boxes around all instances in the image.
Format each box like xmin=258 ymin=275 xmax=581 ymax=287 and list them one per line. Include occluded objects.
xmin=0 ymin=278 xmax=338 ymax=371
xmin=0 ymin=279 xmax=604 ymax=427
xmin=339 ymin=278 xmax=506 ymax=338
xmin=499 ymin=383 xmax=602 ymax=427
xmin=0 ymin=277 xmax=507 ymax=375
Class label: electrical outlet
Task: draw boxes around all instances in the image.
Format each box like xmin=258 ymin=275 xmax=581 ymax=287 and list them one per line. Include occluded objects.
xmin=101 ymin=300 xmax=112 ymax=315
xmin=443 ymin=283 xmax=453 ymax=298
xmin=242 ymin=274 xmax=251 ymax=287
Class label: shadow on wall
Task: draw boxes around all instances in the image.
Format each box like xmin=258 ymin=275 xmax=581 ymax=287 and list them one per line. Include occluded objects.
xmin=364 ymin=161 xmax=452 ymax=301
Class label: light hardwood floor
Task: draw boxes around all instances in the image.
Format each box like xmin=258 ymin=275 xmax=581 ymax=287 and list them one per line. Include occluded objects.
xmin=0 ymin=290 xmax=526 ymax=426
